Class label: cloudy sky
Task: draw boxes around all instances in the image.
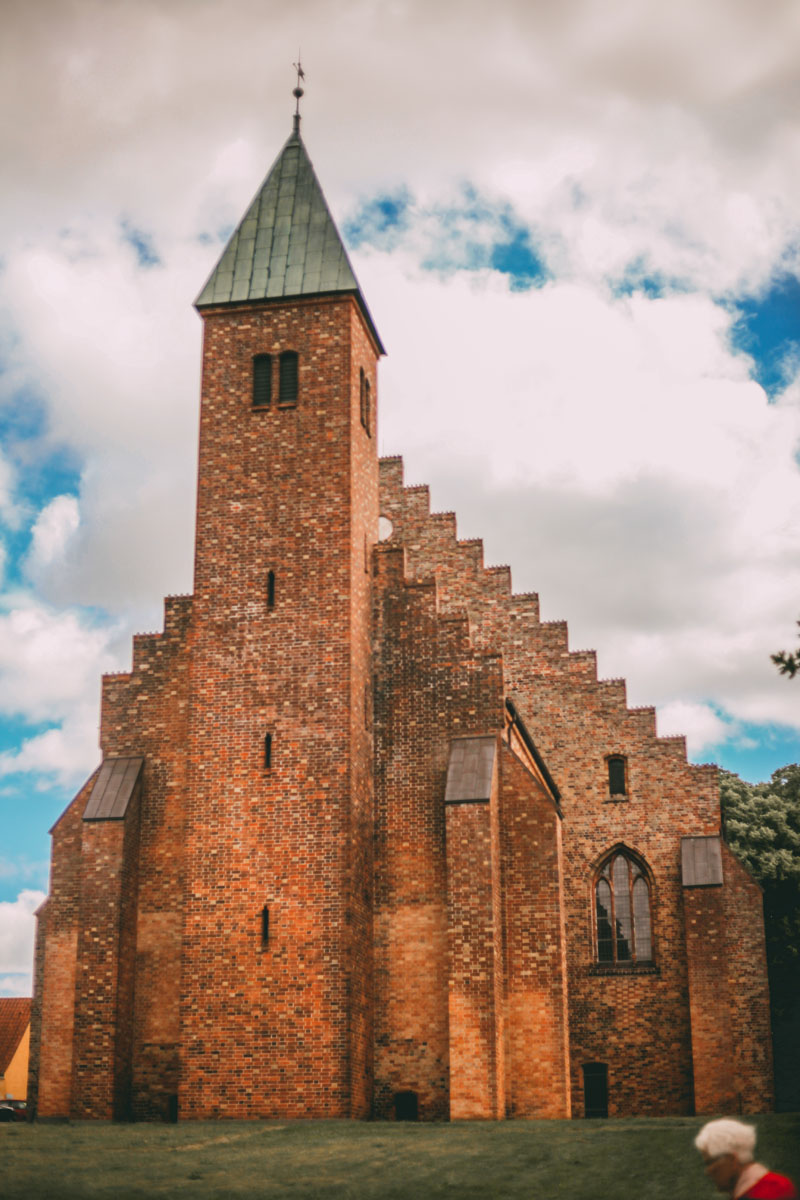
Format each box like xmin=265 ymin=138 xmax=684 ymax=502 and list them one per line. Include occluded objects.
xmin=1 ymin=0 xmax=799 ymax=994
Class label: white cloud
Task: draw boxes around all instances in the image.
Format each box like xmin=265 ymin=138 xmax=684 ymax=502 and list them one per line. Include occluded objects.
xmin=0 ymin=889 xmax=46 ymax=994
xmin=0 ymin=600 xmax=121 ymax=786
xmin=0 ymin=450 xmax=21 ymax=531
xmin=0 ymin=602 xmax=118 ymax=723
xmin=0 ymin=705 xmax=102 ymax=787
xmin=26 ymin=495 xmax=79 ymax=572
xmin=0 ymin=231 xmax=199 ymax=611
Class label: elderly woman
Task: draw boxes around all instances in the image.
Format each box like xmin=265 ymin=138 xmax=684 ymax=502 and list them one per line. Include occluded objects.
xmin=695 ymin=1119 xmax=797 ymax=1199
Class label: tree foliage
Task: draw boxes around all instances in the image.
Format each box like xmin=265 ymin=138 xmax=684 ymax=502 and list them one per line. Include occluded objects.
xmin=720 ymin=764 xmax=800 ymax=1022
xmin=771 ymin=619 xmax=800 ymax=678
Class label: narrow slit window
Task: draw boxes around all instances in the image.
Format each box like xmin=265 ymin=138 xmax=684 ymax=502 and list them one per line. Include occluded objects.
xmin=263 ymin=732 xmax=273 ymax=770
xmin=278 ymin=351 xmax=298 ymax=407
xmin=360 ymin=367 xmax=367 ymax=428
xmin=261 ymin=905 xmax=270 ymax=947
xmin=267 ymin=570 xmax=276 ymax=608
xmin=364 ymin=378 xmax=371 ymax=436
xmin=608 ymin=755 xmax=627 ymax=797
xmin=253 ymin=354 xmax=272 ymax=408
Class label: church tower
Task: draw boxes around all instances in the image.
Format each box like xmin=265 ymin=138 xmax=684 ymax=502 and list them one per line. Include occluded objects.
xmin=182 ymin=109 xmax=384 ymax=1117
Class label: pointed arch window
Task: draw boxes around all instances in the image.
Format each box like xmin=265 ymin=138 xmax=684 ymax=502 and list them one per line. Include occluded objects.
xmin=594 ymin=850 xmax=653 ymax=965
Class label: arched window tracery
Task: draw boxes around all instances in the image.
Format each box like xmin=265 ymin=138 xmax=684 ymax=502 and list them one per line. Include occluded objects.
xmin=594 ymin=850 xmax=653 ymax=964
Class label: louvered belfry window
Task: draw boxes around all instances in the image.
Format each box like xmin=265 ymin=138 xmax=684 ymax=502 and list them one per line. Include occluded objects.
xmin=279 ymin=351 xmax=299 ymax=406
xmin=253 ymin=354 xmax=272 ymax=407
xmin=595 ymin=851 xmax=653 ymax=964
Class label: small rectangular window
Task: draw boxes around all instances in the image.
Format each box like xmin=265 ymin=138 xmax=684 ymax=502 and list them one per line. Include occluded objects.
xmin=264 ymin=733 xmax=272 ymax=770
xmin=364 ymin=378 xmax=371 ymax=436
xmin=267 ymin=570 xmax=275 ymax=608
xmin=279 ymin=351 xmax=298 ymax=407
xmin=608 ymin=755 xmax=627 ymax=796
xmin=261 ymin=905 xmax=270 ymax=947
xmin=253 ymin=354 xmax=272 ymax=407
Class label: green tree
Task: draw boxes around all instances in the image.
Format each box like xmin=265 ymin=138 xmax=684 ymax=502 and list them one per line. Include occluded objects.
xmin=720 ymin=765 xmax=800 ymax=1023
xmin=771 ymin=619 xmax=800 ymax=677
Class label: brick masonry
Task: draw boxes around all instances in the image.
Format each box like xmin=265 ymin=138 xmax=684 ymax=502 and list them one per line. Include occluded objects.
xmin=30 ymin=204 xmax=774 ymax=1122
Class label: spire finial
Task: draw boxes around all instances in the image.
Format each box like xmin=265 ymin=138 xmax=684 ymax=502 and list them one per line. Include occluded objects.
xmin=292 ymin=56 xmax=305 ymax=136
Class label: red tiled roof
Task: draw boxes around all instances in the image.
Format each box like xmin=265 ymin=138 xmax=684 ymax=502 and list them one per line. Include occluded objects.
xmin=0 ymin=998 xmax=31 ymax=1076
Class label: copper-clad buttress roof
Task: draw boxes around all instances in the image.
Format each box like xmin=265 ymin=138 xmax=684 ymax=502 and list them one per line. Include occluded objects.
xmin=195 ymin=124 xmax=385 ymax=353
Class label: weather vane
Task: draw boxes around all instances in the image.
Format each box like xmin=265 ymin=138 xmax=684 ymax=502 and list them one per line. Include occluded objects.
xmin=292 ymin=55 xmax=305 ymax=131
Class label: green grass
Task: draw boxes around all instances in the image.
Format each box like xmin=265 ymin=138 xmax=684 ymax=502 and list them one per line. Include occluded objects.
xmin=3 ymin=1114 xmax=799 ymax=1199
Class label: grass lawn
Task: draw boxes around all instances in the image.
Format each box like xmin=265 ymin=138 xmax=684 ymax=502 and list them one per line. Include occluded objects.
xmin=3 ymin=1113 xmax=799 ymax=1199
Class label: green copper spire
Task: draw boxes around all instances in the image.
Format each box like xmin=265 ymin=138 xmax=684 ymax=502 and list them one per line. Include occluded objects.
xmin=195 ymin=123 xmax=384 ymax=352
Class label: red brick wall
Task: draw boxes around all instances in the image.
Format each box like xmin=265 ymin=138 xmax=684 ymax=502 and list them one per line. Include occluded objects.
xmin=685 ymin=845 xmax=774 ymax=1114
xmin=101 ymin=594 xmax=192 ymax=1119
xmin=498 ymin=745 xmax=571 ymax=1118
xmin=70 ymin=780 xmax=141 ymax=1119
xmin=721 ymin=846 xmax=774 ymax=1111
xmin=34 ymin=774 xmax=95 ymax=1118
xmin=178 ymin=295 xmax=379 ymax=1118
xmin=377 ymin=456 xmax=770 ymax=1118
xmin=371 ymin=543 xmax=505 ymax=1119
xmin=446 ymin=799 xmax=500 ymax=1119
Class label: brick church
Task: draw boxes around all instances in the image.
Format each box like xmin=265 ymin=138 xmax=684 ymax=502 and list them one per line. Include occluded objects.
xmin=28 ymin=104 xmax=774 ymax=1123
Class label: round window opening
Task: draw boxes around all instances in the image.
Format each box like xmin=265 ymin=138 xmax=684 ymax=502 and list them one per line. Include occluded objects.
xmin=378 ymin=516 xmax=393 ymax=542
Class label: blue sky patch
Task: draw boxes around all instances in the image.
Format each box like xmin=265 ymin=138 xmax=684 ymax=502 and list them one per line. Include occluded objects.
xmin=611 ymin=257 xmax=689 ymax=300
xmin=695 ymin=715 xmax=800 ymax=784
xmin=490 ymin=227 xmax=546 ymax=291
xmin=120 ymin=219 xmax=161 ymax=268
xmin=345 ymin=185 xmax=549 ymax=289
xmin=344 ymin=188 xmax=412 ymax=250
xmin=730 ymin=271 xmax=800 ymax=397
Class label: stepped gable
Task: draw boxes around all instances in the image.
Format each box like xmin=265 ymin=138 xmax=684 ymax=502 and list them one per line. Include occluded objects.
xmin=378 ymin=453 xmax=710 ymax=786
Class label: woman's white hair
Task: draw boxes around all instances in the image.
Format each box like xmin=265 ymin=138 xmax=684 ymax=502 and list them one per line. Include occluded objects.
xmin=695 ymin=1119 xmax=757 ymax=1163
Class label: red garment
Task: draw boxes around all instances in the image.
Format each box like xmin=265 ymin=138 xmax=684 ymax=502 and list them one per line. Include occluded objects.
xmin=744 ymin=1173 xmax=798 ymax=1200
